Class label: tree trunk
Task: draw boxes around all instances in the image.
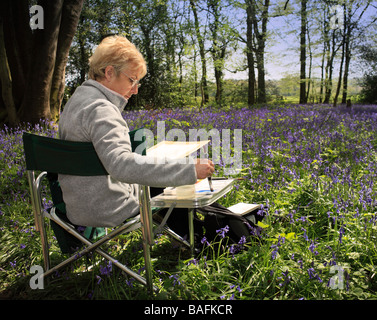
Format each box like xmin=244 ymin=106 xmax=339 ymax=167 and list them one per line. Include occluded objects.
xmin=319 ymin=7 xmax=328 ymax=104
xmin=324 ymin=31 xmax=337 ymax=104
xmin=208 ymin=0 xmax=226 ymax=107
xmin=0 ymin=0 xmax=32 ymax=124
xmin=250 ymin=0 xmax=269 ymax=104
xmin=20 ymin=0 xmax=64 ymax=123
xmin=50 ymin=0 xmax=84 ymax=119
xmin=0 ymin=19 xmax=19 ymax=125
xmin=246 ymin=1 xmax=255 ymax=106
xmin=333 ymin=6 xmax=346 ymax=107
xmin=333 ymin=37 xmax=344 ymax=107
xmin=341 ymin=5 xmax=352 ymax=104
xmin=306 ymin=27 xmax=313 ymax=102
xmin=341 ymin=36 xmax=351 ymax=104
xmin=299 ymin=0 xmax=307 ymax=104
xmin=190 ymin=0 xmax=209 ymax=105
xmin=0 ymin=0 xmax=84 ymax=125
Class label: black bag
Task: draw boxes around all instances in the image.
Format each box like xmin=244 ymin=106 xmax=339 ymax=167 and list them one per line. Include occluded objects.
xmin=198 ymin=202 xmax=265 ymax=245
xmin=161 ymin=202 xmax=265 ymax=251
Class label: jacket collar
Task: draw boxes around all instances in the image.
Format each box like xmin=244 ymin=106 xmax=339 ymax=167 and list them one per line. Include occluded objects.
xmin=83 ymin=79 xmax=128 ymax=111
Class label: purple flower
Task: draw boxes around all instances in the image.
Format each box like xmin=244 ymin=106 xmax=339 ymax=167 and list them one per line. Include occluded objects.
xmin=99 ymin=261 xmax=112 ymax=277
xmin=216 ymin=225 xmax=229 ymax=238
xmin=339 ymin=225 xmax=345 ymax=244
xmin=187 ymin=258 xmax=198 ymax=266
xmin=309 ymin=241 xmax=319 ymax=255
xmin=278 ymin=270 xmax=291 ymax=287
xmin=270 ymin=235 xmax=285 ymax=260
xmin=201 ymin=236 xmax=210 ymax=246
xmin=169 ymin=274 xmax=181 ymax=286
xmin=238 ymin=236 xmax=247 ymax=246
xmin=307 ymin=267 xmax=322 ymax=283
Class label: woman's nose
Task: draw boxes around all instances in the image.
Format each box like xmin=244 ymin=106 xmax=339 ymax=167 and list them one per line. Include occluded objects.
xmin=131 ymin=85 xmax=138 ymax=94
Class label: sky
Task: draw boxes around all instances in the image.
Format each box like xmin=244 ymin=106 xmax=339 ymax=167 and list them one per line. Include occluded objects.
xmin=222 ymin=1 xmax=377 ymax=81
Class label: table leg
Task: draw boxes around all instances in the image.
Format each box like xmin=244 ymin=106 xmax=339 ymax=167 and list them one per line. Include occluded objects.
xmin=188 ymin=208 xmax=195 ymax=256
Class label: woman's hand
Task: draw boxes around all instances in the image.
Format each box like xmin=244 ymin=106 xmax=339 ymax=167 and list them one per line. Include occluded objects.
xmin=194 ymin=158 xmax=215 ymax=179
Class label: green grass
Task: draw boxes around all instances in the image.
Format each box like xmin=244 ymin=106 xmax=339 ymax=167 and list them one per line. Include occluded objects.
xmin=1 ymin=104 xmax=377 ymax=300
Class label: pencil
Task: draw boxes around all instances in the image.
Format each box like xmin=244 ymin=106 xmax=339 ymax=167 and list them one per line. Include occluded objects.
xmin=208 ymin=176 xmax=214 ymax=192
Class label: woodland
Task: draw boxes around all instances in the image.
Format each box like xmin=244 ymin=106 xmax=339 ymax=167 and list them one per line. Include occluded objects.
xmin=2 ymin=1 xmax=377 ymax=301
xmin=0 ymin=0 xmax=376 ymax=125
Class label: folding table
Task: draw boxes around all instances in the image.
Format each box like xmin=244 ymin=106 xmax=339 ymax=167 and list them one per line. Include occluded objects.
xmin=139 ymin=178 xmax=235 ymax=292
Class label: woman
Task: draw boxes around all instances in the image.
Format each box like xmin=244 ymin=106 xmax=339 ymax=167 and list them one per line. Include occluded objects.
xmin=59 ymin=35 xmax=214 ymax=228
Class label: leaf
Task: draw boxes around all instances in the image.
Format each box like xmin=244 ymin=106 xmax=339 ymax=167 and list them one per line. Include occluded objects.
xmin=257 ymin=221 xmax=269 ymax=229
xmin=347 ymin=252 xmax=360 ymax=260
xmin=285 ymin=232 xmax=297 ymax=241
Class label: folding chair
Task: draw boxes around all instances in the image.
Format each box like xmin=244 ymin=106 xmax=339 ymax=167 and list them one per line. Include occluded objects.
xmin=22 ymin=129 xmax=168 ymax=292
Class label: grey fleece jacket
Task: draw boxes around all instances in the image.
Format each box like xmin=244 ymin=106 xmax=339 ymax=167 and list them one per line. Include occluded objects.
xmin=58 ymin=79 xmax=197 ymax=227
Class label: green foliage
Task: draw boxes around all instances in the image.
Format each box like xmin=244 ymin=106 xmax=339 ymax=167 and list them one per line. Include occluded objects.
xmin=2 ymin=105 xmax=377 ymax=300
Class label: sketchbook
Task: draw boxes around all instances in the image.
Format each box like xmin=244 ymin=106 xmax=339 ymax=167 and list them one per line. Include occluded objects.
xmin=146 ymin=140 xmax=209 ymax=159
xmin=227 ymin=203 xmax=261 ymax=216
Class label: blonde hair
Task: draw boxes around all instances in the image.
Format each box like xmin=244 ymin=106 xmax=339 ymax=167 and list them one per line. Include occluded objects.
xmin=88 ymin=36 xmax=147 ymax=80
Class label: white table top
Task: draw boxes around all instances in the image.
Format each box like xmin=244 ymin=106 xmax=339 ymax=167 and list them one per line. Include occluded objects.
xmin=150 ymin=178 xmax=235 ymax=208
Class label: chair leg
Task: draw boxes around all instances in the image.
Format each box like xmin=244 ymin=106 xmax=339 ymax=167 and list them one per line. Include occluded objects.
xmin=153 ymin=222 xmax=191 ymax=249
xmin=139 ymin=185 xmax=154 ymax=293
xmin=40 ymin=218 xmax=51 ymax=272
xmin=29 ymin=171 xmax=51 ymax=272
xmin=46 ymin=209 xmax=157 ymax=289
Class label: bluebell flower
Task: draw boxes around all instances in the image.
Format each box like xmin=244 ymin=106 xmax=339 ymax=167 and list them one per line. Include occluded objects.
xmin=307 ymin=267 xmax=322 ymax=283
xmin=309 ymin=241 xmax=319 ymax=255
xmin=201 ymin=236 xmax=210 ymax=246
xmin=216 ymin=225 xmax=229 ymax=238
xmin=169 ymin=274 xmax=181 ymax=286
xmin=339 ymin=225 xmax=345 ymax=244
xmin=238 ymin=236 xmax=246 ymax=246
xmin=99 ymin=261 xmax=112 ymax=277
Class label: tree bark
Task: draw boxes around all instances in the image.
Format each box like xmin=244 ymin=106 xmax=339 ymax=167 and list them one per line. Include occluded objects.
xmin=190 ymin=0 xmax=209 ymax=105
xmin=248 ymin=0 xmax=269 ymax=104
xmin=246 ymin=0 xmax=256 ymax=106
xmin=299 ymin=0 xmax=307 ymax=104
xmin=324 ymin=30 xmax=339 ymax=104
xmin=0 ymin=19 xmax=19 ymax=125
xmin=208 ymin=0 xmax=227 ymax=107
xmin=50 ymin=0 xmax=84 ymax=119
xmin=0 ymin=0 xmax=84 ymax=125
xmin=19 ymin=0 xmax=64 ymax=123
xmin=341 ymin=5 xmax=352 ymax=104
xmin=0 ymin=0 xmax=32 ymax=123
xmin=333 ymin=37 xmax=344 ymax=107
xmin=333 ymin=5 xmax=346 ymax=107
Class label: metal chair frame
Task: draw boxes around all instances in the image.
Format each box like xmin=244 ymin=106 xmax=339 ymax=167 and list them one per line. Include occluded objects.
xmin=23 ymin=132 xmax=190 ymax=293
xmin=26 ymin=167 xmax=159 ymax=288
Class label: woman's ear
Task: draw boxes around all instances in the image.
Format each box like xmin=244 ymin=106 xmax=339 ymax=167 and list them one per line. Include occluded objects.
xmin=104 ymin=65 xmax=114 ymax=82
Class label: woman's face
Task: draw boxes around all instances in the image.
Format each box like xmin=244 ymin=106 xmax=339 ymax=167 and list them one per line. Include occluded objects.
xmin=100 ymin=65 xmax=140 ymax=100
